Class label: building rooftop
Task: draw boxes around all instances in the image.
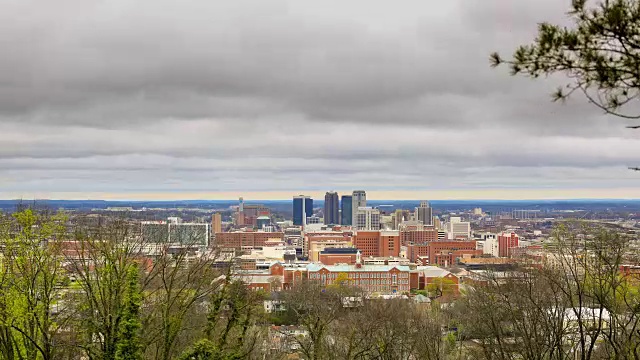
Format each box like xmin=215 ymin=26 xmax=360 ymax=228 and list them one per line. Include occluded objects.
xmin=307 ymin=263 xmax=413 ymax=272
xmin=416 ymin=266 xmax=452 ymax=278
xmin=320 ymin=247 xmax=358 ymax=254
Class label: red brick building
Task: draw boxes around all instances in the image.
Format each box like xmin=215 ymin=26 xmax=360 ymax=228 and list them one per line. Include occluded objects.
xmin=306 ymin=263 xmax=460 ymax=296
xmin=234 ymin=262 xmax=307 ymax=291
xmin=236 ymin=204 xmax=270 ymax=227
xmin=400 ymin=228 xmax=438 ymax=246
xmin=498 ymin=232 xmax=519 ymax=257
xmin=318 ymin=248 xmax=359 ymax=265
xmin=353 ymin=231 xmax=400 ymax=258
xmin=406 ymin=240 xmax=480 ymax=266
xmin=307 ymin=263 xmax=413 ymax=294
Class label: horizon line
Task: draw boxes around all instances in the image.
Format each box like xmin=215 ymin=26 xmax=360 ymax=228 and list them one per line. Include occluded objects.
xmin=2 ymin=197 xmax=639 ymax=202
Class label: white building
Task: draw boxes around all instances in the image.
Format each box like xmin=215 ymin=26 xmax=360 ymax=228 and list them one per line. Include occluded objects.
xmin=140 ymin=220 xmax=211 ymax=254
xmin=306 ymin=216 xmax=321 ymax=224
xmin=356 ymin=207 xmax=380 ymax=231
xmin=481 ymin=234 xmax=499 ymax=257
xmin=446 ymin=217 xmax=471 ymax=239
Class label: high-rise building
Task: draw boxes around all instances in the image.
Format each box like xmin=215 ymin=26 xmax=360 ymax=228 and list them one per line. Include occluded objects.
xmin=341 ymin=195 xmax=353 ymax=225
xmin=293 ymin=195 xmax=313 ymax=226
xmin=481 ymin=234 xmax=499 ymax=257
xmin=211 ymin=213 xmax=222 ymax=234
xmin=446 ymin=217 xmax=471 ymax=239
xmin=355 ymin=207 xmax=380 ymax=231
xmin=352 ymin=190 xmax=367 ymax=225
xmin=498 ymin=232 xmax=519 ymax=257
xmin=415 ymin=200 xmax=433 ymax=226
xmin=324 ymin=192 xmax=340 ymax=225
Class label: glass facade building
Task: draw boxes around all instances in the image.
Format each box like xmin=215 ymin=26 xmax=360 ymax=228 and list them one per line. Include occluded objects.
xmin=293 ymin=196 xmax=313 ymax=226
xmin=324 ymin=192 xmax=340 ymax=225
xmin=341 ymin=195 xmax=353 ymax=226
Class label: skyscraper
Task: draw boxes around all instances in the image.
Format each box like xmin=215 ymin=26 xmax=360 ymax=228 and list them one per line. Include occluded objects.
xmin=352 ymin=190 xmax=367 ymax=225
xmin=324 ymin=191 xmax=339 ymax=225
xmin=293 ymin=195 xmax=313 ymax=226
xmin=211 ymin=213 xmax=222 ymax=234
xmin=341 ymin=195 xmax=353 ymax=225
xmin=415 ymin=200 xmax=433 ymax=226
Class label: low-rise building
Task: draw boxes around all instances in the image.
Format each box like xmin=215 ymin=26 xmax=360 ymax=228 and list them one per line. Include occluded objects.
xmin=318 ymin=247 xmax=359 ymax=265
xmin=214 ymin=231 xmax=284 ymax=250
xmin=307 ymin=263 xmax=413 ymax=294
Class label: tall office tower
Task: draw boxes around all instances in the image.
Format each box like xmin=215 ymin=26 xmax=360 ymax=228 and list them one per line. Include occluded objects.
xmin=324 ymin=191 xmax=340 ymax=225
xmin=293 ymin=195 xmax=313 ymax=226
xmin=352 ymin=190 xmax=367 ymax=225
xmin=211 ymin=213 xmax=222 ymax=234
xmin=239 ymin=197 xmax=244 ymax=212
xmin=355 ymin=207 xmax=381 ymax=231
xmin=341 ymin=195 xmax=353 ymax=225
xmin=415 ymin=200 xmax=433 ymax=226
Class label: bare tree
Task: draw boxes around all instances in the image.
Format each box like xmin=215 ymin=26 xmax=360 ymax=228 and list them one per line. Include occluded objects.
xmin=140 ymin=225 xmax=225 ymax=360
xmin=280 ymin=280 xmax=362 ymax=360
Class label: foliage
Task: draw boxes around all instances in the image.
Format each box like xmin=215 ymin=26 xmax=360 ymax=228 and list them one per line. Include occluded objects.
xmin=115 ymin=264 xmax=143 ymax=360
xmin=4 ymin=208 xmax=640 ymax=360
xmin=176 ymin=339 xmax=243 ymax=360
xmin=454 ymin=224 xmax=640 ymax=359
xmin=427 ymin=277 xmax=457 ymax=299
xmin=491 ymin=0 xmax=640 ymax=120
xmin=0 ymin=209 xmax=69 ymax=360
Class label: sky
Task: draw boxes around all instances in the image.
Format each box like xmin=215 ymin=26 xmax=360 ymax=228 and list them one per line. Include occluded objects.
xmin=1 ymin=0 xmax=640 ymax=201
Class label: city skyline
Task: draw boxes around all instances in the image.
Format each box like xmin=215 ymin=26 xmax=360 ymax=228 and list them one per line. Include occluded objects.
xmin=2 ymin=0 xmax=640 ymax=199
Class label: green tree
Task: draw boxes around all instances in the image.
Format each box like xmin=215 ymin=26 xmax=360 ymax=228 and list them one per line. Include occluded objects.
xmin=115 ymin=264 xmax=143 ymax=360
xmin=0 ymin=209 xmax=69 ymax=360
xmin=176 ymin=339 xmax=243 ymax=360
xmin=427 ymin=277 xmax=458 ymax=299
xmin=491 ymin=0 xmax=640 ymax=133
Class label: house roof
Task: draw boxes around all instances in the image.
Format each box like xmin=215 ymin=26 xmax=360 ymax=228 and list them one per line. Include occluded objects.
xmin=416 ymin=266 xmax=452 ymax=278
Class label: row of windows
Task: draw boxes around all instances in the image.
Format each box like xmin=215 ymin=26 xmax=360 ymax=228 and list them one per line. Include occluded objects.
xmin=308 ymin=272 xmax=409 ymax=279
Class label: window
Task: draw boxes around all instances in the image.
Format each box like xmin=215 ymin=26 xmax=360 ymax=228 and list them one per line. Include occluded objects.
xmin=392 ymin=274 xmax=397 ymax=285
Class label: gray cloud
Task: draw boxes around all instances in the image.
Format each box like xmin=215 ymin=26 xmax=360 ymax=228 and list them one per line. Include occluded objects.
xmin=0 ymin=0 xmax=639 ymax=198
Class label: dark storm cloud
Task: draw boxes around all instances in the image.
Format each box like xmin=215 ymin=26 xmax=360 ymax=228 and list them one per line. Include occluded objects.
xmin=0 ymin=0 xmax=638 ymax=197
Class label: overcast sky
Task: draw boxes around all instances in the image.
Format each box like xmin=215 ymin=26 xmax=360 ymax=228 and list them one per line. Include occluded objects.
xmin=1 ymin=0 xmax=639 ymax=200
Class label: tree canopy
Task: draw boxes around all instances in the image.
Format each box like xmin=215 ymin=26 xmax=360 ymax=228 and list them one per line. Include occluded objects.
xmin=491 ymin=0 xmax=640 ymax=122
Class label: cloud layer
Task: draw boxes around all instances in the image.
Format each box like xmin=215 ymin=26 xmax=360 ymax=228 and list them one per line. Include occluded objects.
xmin=1 ymin=0 xmax=639 ymax=199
